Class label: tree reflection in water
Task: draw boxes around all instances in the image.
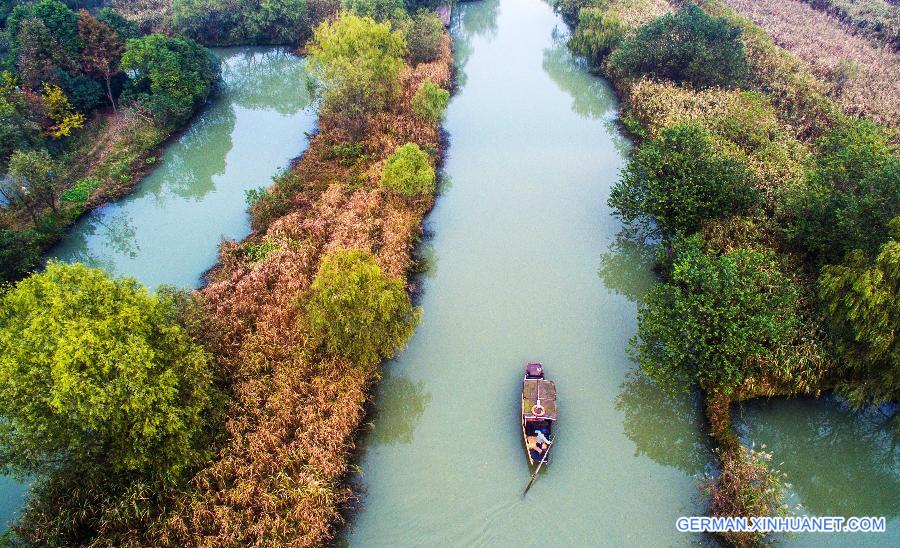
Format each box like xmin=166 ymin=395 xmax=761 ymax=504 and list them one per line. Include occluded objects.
xmin=220 ymin=47 xmax=314 ymax=114
xmin=616 ymin=372 xmax=712 ymax=476
xmin=451 ymin=0 xmax=500 ymax=90
xmin=597 ymin=228 xmax=657 ymax=304
xmin=736 ymin=397 xmax=899 ymax=518
xmin=367 ymin=370 xmax=432 ymax=447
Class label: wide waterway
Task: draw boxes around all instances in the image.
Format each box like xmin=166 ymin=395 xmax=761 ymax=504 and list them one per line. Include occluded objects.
xmin=0 ymin=46 xmax=316 ymax=531
xmin=343 ymin=0 xmax=898 ymax=546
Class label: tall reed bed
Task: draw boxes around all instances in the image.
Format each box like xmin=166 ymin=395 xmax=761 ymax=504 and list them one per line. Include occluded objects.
xmin=800 ymin=0 xmax=900 ymax=49
xmin=719 ymin=0 xmax=900 ymax=129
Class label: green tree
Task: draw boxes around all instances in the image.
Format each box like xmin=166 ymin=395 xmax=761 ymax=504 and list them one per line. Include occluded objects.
xmin=7 ymin=0 xmax=82 ymax=59
xmin=343 ymin=0 xmax=406 ymax=22
xmin=172 ymin=0 xmax=309 ymax=45
xmin=406 ymin=8 xmax=443 ymax=64
xmin=633 ymin=235 xmax=800 ymax=395
xmin=96 ymin=7 xmax=140 ymax=41
xmin=0 ymin=71 xmax=44 ymax=170
xmin=0 ymin=262 xmax=215 ymax=484
xmin=11 ymin=16 xmax=76 ymax=89
xmin=608 ymin=3 xmax=748 ymax=88
xmin=411 ymin=78 xmax=448 ymax=123
xmin=819 ymin=217 xmax=900 ymax=406
xmin=307 ymin=12 xmax=406 ymax=135
xmin=781 ymin=120 xmax=900 ymax=264
xmin=608 ymin=123 xmax=757 ymax=235
xmin=306 ymin=249 xmax=419 ymax=366
xmin=380 ymin=142 xmax=435 ymax=197
xmin=0 ymin=228 xmax=41 ymax=283
xmin=3 ymin=149 xmax=61 ymax=219
xmin=120 ymin=33 xmax=218 ymax=126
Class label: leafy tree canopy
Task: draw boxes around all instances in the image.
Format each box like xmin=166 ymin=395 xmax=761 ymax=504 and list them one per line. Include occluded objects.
xmin=608 ymin=3 xmax=748 ymax=88
xmin=120 ymin=33 xmax=218 ymax=125
xmin=781 ymin=120 xmax=900 ymax=264
xmin=406 ymin=8 xmax=443 ymax=64
xmin=7 ymin=0 xmax=82 ymax=58
xmin=0 ymin=262 xmax=216 ymax=484
xmin=380 ymin=142 xmax=435 ymax=197
xmin=307 ymin=12 xmax=405 ymax=134
xmin=633 ymin=235 xmax=800 ymax=395
xmin=819 ymin=217 xmax=900 ymax=406
xmin=343 ymin=0 xmax=407 ymax=22
xmin=608 ymin=122 xmax=757 ymax=235
xmin=306 ymin=249 xmax=419 ymax=366
xmin=411 ymin=78 xmax=448 ymax=123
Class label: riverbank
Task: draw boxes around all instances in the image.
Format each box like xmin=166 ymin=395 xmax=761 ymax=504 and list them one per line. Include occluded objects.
xmin=558 ymin=0 xmax=897 ymax=545
xmin=146 ymin=27 xmax=455 ymax=547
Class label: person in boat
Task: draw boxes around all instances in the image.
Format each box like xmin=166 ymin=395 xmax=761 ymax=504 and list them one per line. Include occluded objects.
xmin=535 ymin=429 xmax=551 ymax=448
xmin=526 ymin=428 xmax=551 ymax=454
xmin=526 ymin=435 xmax=543 ymax=454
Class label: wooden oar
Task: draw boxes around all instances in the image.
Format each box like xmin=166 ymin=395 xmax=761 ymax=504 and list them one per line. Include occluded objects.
xmin=522 ymin=438 xmax=553 ymax=497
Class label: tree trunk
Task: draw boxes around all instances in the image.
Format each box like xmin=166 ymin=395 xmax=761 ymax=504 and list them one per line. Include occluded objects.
xmin=104 ymin=69 xmax=116 ymax=113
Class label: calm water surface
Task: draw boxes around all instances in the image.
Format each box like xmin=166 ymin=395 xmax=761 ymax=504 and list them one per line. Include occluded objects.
xmin=48 ymin=47 xmax=316 ymax=289
xmin=0 ymin=46 xmax=315 ymax=531
xmin=344 ymin=1 xmax=710 ymax=545
xmin=343 ymin=1 xmax=898 ymax=546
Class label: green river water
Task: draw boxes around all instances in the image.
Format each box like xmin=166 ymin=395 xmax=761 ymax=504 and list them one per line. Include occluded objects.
xmin=0 ymin=2 xmax=896 ymax=544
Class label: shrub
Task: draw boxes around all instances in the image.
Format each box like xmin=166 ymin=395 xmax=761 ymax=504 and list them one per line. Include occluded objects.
xmin=0 ymin=262 xmax=216 ymax=482
xmin=343 ymin=0 xmax=406 ymax=22
xmin=633 ymin=234 xmax=800 ymax=395
xmin=406 ymin=8 xmax=443 ymax=64
xmin=0 ymin=228 xmax=41 ymax=283
xmin=172 ymin=0 xmax=310 ymax=46
xmin=2 ymin=149 xmax=62 ymax=218
xmin=568 ymin=8 xmax=626 ymax=70
xmin=307 ymin=13 xmax=406 ymax=135
xmin=608 ymin=123 xmax=757 ymax=235
xmin=818 ymin=218 xmax=900 ymax=406
xmin=380 ymin=142 xmax=435 ymax=197
xmin=306 ymin=249 xmax=419 ymax=366
xmin=411 ymin=78 xmax=448 ymax=123
xmin=608 ymin=4 xmax=748 ymax=88
xmin=60 ymin=176 xmax=101 ymax=202
xmin=552 ymin=0 xmax=598 ymax=26
xmin=781 ymin=120 xmax=900 ymax=263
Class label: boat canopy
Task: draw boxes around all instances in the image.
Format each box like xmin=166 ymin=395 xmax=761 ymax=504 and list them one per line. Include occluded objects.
xmin=523 ymin=379 xmax=557 ymax=420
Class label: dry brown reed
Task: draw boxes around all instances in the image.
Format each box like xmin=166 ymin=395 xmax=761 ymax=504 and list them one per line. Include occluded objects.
xmin=149 ymin=34 xmax=453 ymax=547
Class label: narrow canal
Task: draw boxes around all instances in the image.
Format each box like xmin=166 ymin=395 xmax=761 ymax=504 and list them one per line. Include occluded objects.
xmin=343 ymin=1 xmax=899 ymax=546
xmin=0 ymin=46 xmax=316 ymax=531
xmin=48 ymin=47 xmax=316 ymax=289
xmin=344 ymin=0 xmax=709 ymax=544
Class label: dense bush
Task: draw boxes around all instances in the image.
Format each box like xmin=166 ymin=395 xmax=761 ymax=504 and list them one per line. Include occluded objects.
xmin=306 ymin=249 xmax=419 ymax=366
xmin=380 ymin=142 xmax=436 ymax=197
xmin=609 ymin=122 xmax=757 ymax=235
xmin=633 ymin=234 xmax=800 ymax=394
xmin=819 ymin=218 xmax=899 ymax=406
xmin=568 ymin=8 xmax=626 ymax=70
xmin=0 ymin=262 xmax=216 ymax=483
xmin=120 ymin=33 xmax=219 ymax=127
xmin=411 ymin=77 xmax=448 ymax=122
xmin=307 ymin=13 xmax=406 ymax=136
xmin=343 ymin=0 xmax=407 ymax=22
xmin=172 ymin=0 xmax=310 ymax=46
xmin=0 ymin=228 xmax=41 ymax=283
xmin=406 ymin=8 xmax=443 ymax=64
xmin=0 ymin=70 xmax=43 ymax=170
xmin=781 ymin=120 xmax=900 ymax=263
xmin=553 ymin=0 xmax=598 ymax=26
xmin=608 ymin=3 xmax=748 ymax=88
xmin=2 ymin=149 xmax=62 ymax=219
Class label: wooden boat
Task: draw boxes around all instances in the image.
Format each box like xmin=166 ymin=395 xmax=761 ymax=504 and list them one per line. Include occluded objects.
xmin=521 ymin=362 xmax=556 ymax=466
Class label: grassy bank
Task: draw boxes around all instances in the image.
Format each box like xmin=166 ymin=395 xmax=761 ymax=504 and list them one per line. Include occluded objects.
xmin=559 ymin=0 xmax=898 ymax=545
